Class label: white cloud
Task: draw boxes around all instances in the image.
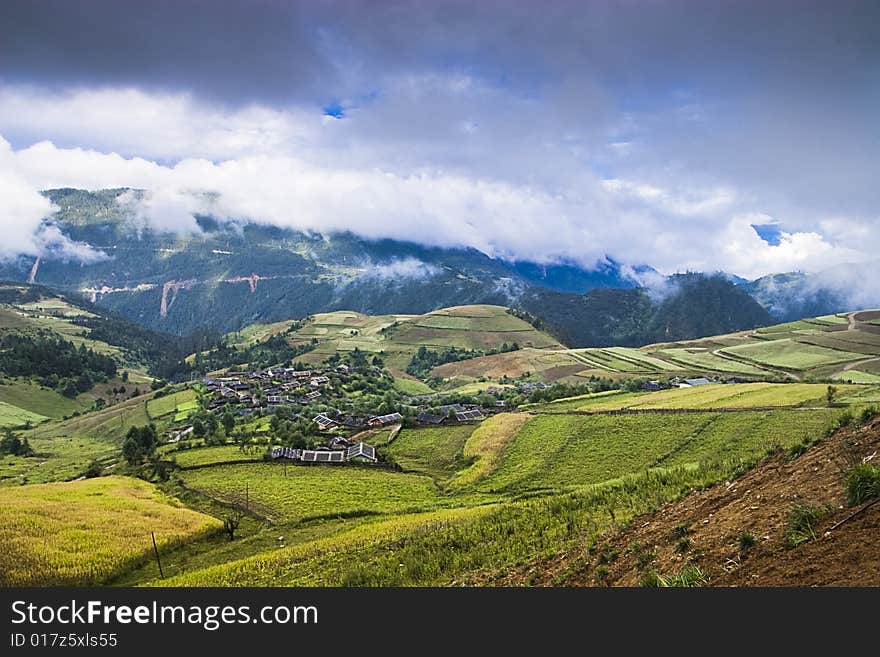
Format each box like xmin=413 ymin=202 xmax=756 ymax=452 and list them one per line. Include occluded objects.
xmin=0 ymin=136 xmax=103 ymax=262
xmin=0 ymin=80 xmax=876 ymax=282
xmin=358 ymin=258 xmax=440 ymax=281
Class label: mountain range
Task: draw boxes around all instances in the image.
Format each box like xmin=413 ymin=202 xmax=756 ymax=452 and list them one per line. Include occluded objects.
xmin=0 ymin=188 xmax=874 ymax=346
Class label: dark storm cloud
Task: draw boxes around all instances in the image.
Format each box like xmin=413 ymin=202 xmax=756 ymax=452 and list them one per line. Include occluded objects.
xmin=0 ymin=1 xmax=333 ymax=104
xmin=2 ymin=1 xmax=878 ymax=107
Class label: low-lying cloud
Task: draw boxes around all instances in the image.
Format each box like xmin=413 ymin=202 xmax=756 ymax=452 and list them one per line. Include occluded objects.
xmin=358 ymin=258 xmax=441 ymax=281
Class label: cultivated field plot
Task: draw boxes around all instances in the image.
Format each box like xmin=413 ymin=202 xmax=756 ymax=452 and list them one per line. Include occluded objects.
xmin=390 ymin=305 xmax=562 ymax=350
xmin=431 ymin=348 xmax=582 ymax=381
xmin=655 ymin=348 xmax=767 ymax=374
xmin=795 ymin=331 xmax=880 ymax=356
xmin=147 ymin=388 xmax=198 ymax=419
xmin=450 ymin=412 xmax=531 ymax=490
xmin=392 ymin=377 xmax=434 ymax=395
xmin=605 ymin=347 xmax=685 ymax=371
xmin=832 ymin=370 xmax=880 ymax=383
xmin=384 ymin=424 xmax=476 ymax=484
xmin=538 ymin=383 xmax=860 ymax=412
xmin=179 ymin=463 xmax=447 ymax=523
xmin=721 ymin=339 xmax=866 ymax=370
xmin=173 ymin=400 xmax=199 ymax=422
xmin=756 ymin=319 xmax=824 ymax=334
xmin=171 ymin=445 xmax=264 ymax=468
xmin=0 ymin=476 xmax=221 ymax=586
xmin=474 ymin=408 xmax=842 ymax=493
xmin=0 ymin=400 xmax=48 ymax=428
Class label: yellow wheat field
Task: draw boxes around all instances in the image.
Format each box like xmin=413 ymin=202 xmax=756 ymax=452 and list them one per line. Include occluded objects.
xmin=0 ymin=476 xmax=222 ymax=586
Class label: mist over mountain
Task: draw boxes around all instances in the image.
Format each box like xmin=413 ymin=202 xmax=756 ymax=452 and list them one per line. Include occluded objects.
xmin=0 ymin=188 xmax=873 ymax=345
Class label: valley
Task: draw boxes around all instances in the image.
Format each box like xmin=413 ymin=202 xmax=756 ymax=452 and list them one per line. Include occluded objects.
xmin=1 ymin=281 xmax=878 ymax=587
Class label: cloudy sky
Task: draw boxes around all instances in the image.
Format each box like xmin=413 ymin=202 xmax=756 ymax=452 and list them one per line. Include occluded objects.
xmin=0 ymin=0 xmax=877 ymax=278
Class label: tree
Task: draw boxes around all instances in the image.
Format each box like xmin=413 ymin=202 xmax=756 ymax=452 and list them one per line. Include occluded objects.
xmin=121 ymin=424 xmax=159 ymax=465
xmin=827 ymin=385 xmax=838 ymax=406
xmin=0 ymin=429 xmax=33 ymax=456
xmin=221 ymin=410 xmax=236 ymax=434
xmin=61 ymin=380 xmax=79 ymax=398
xmin=223 ymin=511 xmax=242 ymax=541
xmin=192 ymin=417 xmax=206 ymax=438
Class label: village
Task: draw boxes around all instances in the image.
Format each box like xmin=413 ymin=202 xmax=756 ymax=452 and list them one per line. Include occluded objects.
xmin=196 ymin=359 xmax=504 ymax=467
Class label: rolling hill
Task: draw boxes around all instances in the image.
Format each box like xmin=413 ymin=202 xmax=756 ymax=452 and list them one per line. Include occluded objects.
xmin=432 ymin=309 xmax=880 ymax=386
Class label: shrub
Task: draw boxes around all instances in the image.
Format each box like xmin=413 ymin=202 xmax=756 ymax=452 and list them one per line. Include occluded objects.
xmin=676 ymin=537 xmax=692 ymax=554
xmin=738 ymin=531 xmax=757 ymax=552
xmin=671 ymin=522 xmax=690 ymax=539
xmin=844 ymin=464 xmax=880 ymax=506
xmin=785 ymin=504 xmax=828 ymax=548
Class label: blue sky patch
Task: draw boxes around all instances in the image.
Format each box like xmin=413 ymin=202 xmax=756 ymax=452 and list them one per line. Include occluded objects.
xmin=751 ymin=223 xmax=783 ymax=246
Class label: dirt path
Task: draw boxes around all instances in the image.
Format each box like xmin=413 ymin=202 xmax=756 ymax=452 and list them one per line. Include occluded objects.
xmin=842 ymin=356 xmax=880 ymax=372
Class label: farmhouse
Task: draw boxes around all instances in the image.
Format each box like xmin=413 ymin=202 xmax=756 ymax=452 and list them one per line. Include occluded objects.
xmin=368 ymin=412 xmax=404 ymax=427
xmin=643 ymin=380 xmax=663 ymax=391
xmin=305 ymin=390 xmax=322 ymax=400
xmin=313 ymin=414 xmax=339 ymax=431
xmin=455 ymin=408 xmax=485 ymax=421
xmin=346 ymin=442 xmax=377 ymax=462
xmin=681 ymin=377 xmax=712 ymax=387
xmin=271 ymin=446 xmax=302 ymax=460
xmin=310 ymin=376 xmax=331 ymax=387
xmin=300 ymin=449 xmax=346 ymax=463
xmin=416 ymin=412 xmax=446 ymax=425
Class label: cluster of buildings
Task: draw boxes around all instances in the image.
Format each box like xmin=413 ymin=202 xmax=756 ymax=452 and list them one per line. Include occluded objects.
xmin=271 ymin=440 xmax=377 ymax=464
xmin=202 ymin=364 xmax=352 ymax=415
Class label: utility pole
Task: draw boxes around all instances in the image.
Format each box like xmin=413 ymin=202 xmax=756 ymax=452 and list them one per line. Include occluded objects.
xmin=151 ymin=532 xmax=164 ymax=579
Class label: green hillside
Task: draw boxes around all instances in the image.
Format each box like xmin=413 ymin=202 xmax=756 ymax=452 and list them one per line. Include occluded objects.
xmin=433 ymin=309 xmax=880 ymax=386
xmin=288 ymin=304 xmax=563 ymax=371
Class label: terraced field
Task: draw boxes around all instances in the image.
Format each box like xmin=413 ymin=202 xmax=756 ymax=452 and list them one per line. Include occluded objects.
xmin=655 ymin=348 xmax=768 ymax=374
xmin=424 ymin=310 xmax=880 ymax=384
xmin=531 ymin=383 xmax=859 ymax=412
xmin=291 ymin=305 xmax=562 ymax=371
xmin=721 ymin=339 xmax=865 ymax=370
xmin=474 ymin=408 xmax=842 ymax=493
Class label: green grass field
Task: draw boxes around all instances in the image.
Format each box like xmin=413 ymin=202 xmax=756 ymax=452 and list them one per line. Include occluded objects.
xmin=391 ymin=377 xmax=434 ymax=395
xmin=529 ymin=383 xmax=859 ymax=412
xmin=0 ymin=476 xmax=221 ymax=586
xmin=147 ymin=388 xmax=198 ymax=419
xmin=171 ymin=445 xmax=265 ymax=468
xmin=474 ymin=408 xmax=842 ymax=493
xmin=450 ymin=413 xmax=532 ymax=490
xmin=0 ymin=394 xmax=153 ymax=486
xmin=833 ymin=370 xmax=880 ymax=383
xmin=178 ymin=463 xmax=451 ymax=523
xmin=0 ymin=380 xmax=83 ymax=419
xmin=0 ymin=400 xmax=48 ymax=428
xmin=383 ymin=424 xmax=476 ymax=485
